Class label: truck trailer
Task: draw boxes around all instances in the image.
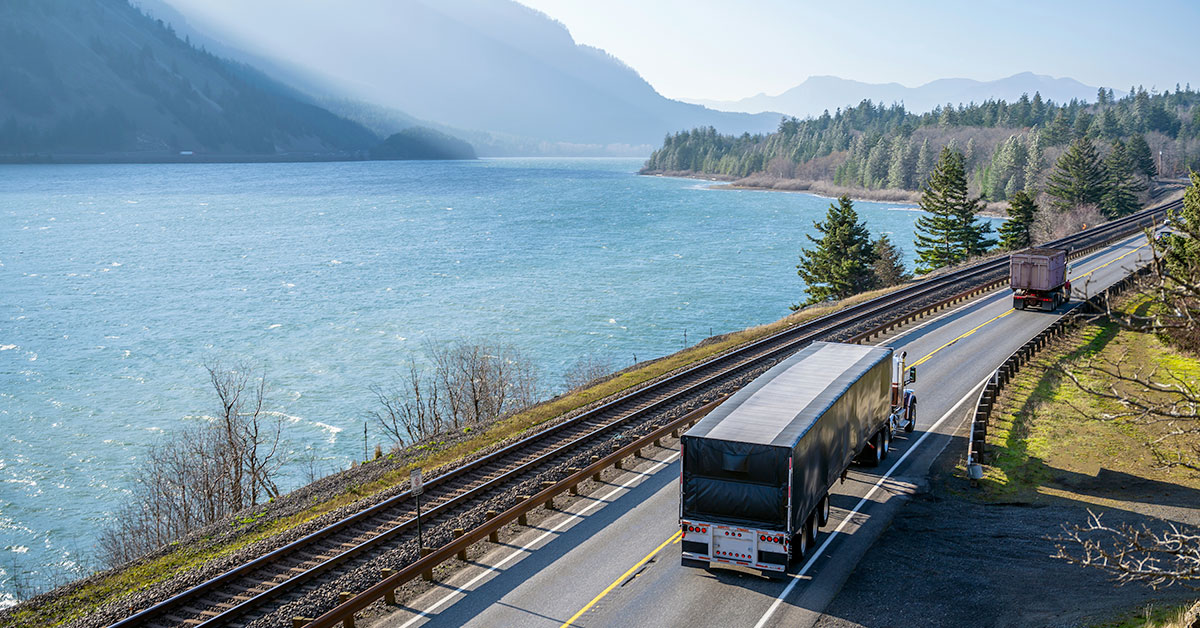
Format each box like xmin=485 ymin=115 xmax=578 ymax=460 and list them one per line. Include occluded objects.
xmin=679 ymin=341 xmax=916 ymax=577
xmin=1011 ymin=247 xmax=1071 ymax=311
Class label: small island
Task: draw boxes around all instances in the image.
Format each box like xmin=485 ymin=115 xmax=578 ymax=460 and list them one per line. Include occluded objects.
xmin=369 ymin=127 xmax=477 ymax=161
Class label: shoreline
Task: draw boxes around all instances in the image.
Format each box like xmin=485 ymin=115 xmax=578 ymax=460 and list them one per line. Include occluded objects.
xmin=643 ymin=169 xmax=1010 ymax=217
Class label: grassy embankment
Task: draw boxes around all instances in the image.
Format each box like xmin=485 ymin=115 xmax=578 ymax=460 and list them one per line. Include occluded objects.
xmin=3 ymin=284 xmax=909 ymax=627
xmin=977 ymin=295 xmax=1200 ymax=626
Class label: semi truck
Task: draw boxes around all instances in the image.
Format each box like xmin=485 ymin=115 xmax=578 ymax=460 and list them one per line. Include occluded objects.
xmin=679 ymin=341 xmax=917 ymax=577
xmin=1011 ymin=247 xmax=1071 ymax=311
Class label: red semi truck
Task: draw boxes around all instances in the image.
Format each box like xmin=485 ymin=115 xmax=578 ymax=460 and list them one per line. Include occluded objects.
xmin=1011 ymin=248 xmax=1071 ymax=311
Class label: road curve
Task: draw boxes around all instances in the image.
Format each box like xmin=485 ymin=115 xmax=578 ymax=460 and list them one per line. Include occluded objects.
xmin=369 ymin=230 xmax=1157 ymax=628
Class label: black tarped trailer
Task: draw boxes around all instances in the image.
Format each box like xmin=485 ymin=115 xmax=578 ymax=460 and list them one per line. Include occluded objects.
xmin=679 ymin=341 xmax=892 ymax=573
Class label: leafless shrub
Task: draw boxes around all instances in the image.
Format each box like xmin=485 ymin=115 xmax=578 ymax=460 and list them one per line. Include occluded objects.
xmin=370 ymin=341 xmax=538 ymax=447
xmin=1055 ymin=510 xmax=1200 ymax=590
xmin=563 ymin=355 xmax=615 ymax=391
xmin=1032 ymin=203 xmax=1106 ymax=243
xmin=98 ymin=361 xmax=284 ymax=567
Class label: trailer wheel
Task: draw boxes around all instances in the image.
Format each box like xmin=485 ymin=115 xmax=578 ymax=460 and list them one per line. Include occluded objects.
xmin=818 ymin=494 xmax=831 ymax=527
xmin=863 ymin=431 xmax=883 ymax=467
xmin=805 ymin=513 xmax=818 ymax=547
xmin=1014 ymin=299 xmax=1025 ymax=311
xmin=795 ymin=520 xmax=811 ymax=559
xmin=880 ymin=428 xmax=891 ymax=459
xmin=904 ymin=400 xmax=916 ymax=433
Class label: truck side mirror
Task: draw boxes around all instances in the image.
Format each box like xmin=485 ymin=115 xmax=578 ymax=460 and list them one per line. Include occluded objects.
xmin=906 ymin=366 xmax=917 ymax=384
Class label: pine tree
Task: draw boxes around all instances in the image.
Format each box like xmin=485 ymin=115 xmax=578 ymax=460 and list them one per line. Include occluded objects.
xmin=914 ymin=148 xmax=993 ymax=272
xmin=1101 ymin=140 xmax=1147 ymax=218
xmin=795 ymin=195 xmax=877 ymax=306
xmin=998 ymin=191 xmax=1038 ymax=250
xmin=1127 ymin=134 xmax=1157 ymax=178
xmin=1045 ymin=137 xmax=1109 ymax=212
xmin=885 ymin=137 xmax=914 ymax=189
xmin=871 ymin=233 xmax=911 ymax=288
xmin=915 ymin=138 xmax=934 ymax=188
xmin=1024 ymin=134 xmax=1044 ymax=194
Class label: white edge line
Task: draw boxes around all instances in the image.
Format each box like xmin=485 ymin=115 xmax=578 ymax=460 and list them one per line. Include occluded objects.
xmin=406 ymin=238 xmax=1144 ymax=628
xmin=751 ymin=374 xmax=990 ymax=628
xmin=398 ymin=452 xmax=682 ymax=627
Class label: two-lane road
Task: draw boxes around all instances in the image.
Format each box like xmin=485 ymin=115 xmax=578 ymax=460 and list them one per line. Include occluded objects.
xmin=373 ymin=230 xmax=1156 ymax=628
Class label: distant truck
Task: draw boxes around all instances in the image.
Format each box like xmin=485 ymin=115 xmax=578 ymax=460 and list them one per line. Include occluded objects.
xmin=679 ymin=341 xmax=916 ymax=577
xmin=1010 ymin=248 xmax=1071 ymax=311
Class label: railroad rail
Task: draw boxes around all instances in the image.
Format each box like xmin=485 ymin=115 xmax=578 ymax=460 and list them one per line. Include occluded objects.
xmin=107 ymin=198 xmax=1177 ymax=628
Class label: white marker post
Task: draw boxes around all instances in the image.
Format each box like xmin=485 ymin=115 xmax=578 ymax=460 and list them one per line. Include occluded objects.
xmin=411 ymin=468 xmax=424 ymax=551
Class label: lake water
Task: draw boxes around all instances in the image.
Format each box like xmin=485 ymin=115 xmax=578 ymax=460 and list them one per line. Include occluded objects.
xmin=0 ymin=158 xmax=1002 ymax=601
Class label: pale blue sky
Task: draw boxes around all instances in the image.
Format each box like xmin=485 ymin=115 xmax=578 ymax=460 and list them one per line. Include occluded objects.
xmin=516 ymin=0 xmax=1200 ymax=101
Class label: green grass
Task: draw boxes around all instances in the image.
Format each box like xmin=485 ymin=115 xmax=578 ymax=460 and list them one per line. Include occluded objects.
xmin=2 ymin=283 xmax=910 ymax=627
xmin=1091 ymin=600 xmax=1199 ymax=628
xmin=978 ymin=294 xmax=1200 ymax=503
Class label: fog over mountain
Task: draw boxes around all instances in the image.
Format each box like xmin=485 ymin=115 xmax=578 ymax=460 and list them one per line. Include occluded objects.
xmin=0 ymin=0 xmax=382 ymax=159
xmin=687 ymin=73 xmax=1120 ymax=118
xmin=152 ymin=0 xmax=782 ymax=153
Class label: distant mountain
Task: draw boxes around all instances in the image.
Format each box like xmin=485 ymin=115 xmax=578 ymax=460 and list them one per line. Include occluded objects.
xmin=149 ymin=0 xmax=782 ymax=153
xmin=688 ymin=73 xmax=1119 ymax=118
xmin=0 ymin=0 xmax=380 ymax=159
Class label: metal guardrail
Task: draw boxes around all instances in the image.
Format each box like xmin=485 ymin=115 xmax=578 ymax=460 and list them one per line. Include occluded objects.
xmin=965 ymin=263 xmax=1155 ymax=481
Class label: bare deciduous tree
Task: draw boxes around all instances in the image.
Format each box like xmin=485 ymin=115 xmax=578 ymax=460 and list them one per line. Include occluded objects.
xmin=1055 ymin=511 xmax=1200 ymax=590
xmin=1050 ymin=175 xmax=1200 ymax=589
xmin=370 ymin=341 xmax=538 ymax=447
xmin=99 ymin=361 xmax=284 ymax=567
xmin=563 ymin=355 xmax=615 ymax=391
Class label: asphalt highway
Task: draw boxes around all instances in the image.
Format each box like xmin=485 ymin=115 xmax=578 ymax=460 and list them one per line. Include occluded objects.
xmin=372 ymin=230 xmax=1157 ymax=628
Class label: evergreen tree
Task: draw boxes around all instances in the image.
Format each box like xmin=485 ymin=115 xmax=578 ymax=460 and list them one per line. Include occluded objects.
xmin=915 ymin=138 xmax=935 ymax=187
xmin=1045 ymin=137 xmax=1109 ymax=212
xmin=1024 ymin=134 xmax=1044 ymax=194
xmin=914 ymin=148 xmax=992 ymax=272
xmin=1127 ymin=134 xmax=1157 ymax=178
xmin=795 ymin=195 xmax=877 ymax=306
xmin=871 ymin=233 xmax=911 ymax=288
xmin=998 ymin=191 xmax=1038 ymax=250
xmin=1101 ymin=140 xmax=1147 ymax=218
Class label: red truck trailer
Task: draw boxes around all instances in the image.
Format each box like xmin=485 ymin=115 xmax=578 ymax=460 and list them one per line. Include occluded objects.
xmin=1011 ymin=248 xmax=1071 ymax=311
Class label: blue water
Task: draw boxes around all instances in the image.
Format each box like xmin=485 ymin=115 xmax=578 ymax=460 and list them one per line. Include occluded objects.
xmin=0 ymin=158 xmax=1002 ymax=601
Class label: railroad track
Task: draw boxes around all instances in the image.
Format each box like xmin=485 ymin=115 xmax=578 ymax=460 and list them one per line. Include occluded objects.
xmin=109 ymin=199 xmax=1177 ymax=628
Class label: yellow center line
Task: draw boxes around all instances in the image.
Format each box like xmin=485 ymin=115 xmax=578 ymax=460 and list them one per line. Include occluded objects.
xmin=1073 ymin=242 xmax=1148 ymax=281
xmin=556 ymin=241 xmax=1152 ymax=626
xmin=911 ymin=241 xmax=1150 ymax=369
xmin=559 ymin=530 xmax=682 ymax=627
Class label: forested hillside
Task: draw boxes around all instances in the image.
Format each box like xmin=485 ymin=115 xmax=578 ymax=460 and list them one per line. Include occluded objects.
xmin=644 ymin=87 xmax=1199 ymax=203
xmin=0 ymin=0 xmax=379 ymax=159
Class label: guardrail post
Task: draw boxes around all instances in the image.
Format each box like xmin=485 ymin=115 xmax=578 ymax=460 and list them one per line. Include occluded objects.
xmin=614 ymin=457 xmax=624 ymax=470
xmin=591 ymin=456 xmax=603 ymax=482
xmin=487 ymin=511 xmax=500 ymax=543
xmin=542 ymin=482 xmax=557 ymax=509
xmin=454 ymin=529 xmax=468 ymax=560
xmin=518 ymin=496 xmax=531 ymax=526
xmin=338 ymin=592 xmax=355 ymax=628
xmin=421 ymin=547 xmax=434 ymax=581
xmin=381 ymin=569 xmax=396 ymax=604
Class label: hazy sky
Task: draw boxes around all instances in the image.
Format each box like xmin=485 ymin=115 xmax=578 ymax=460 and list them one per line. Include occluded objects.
xmin=515 ymin=0 xmax=1200 ymax=102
